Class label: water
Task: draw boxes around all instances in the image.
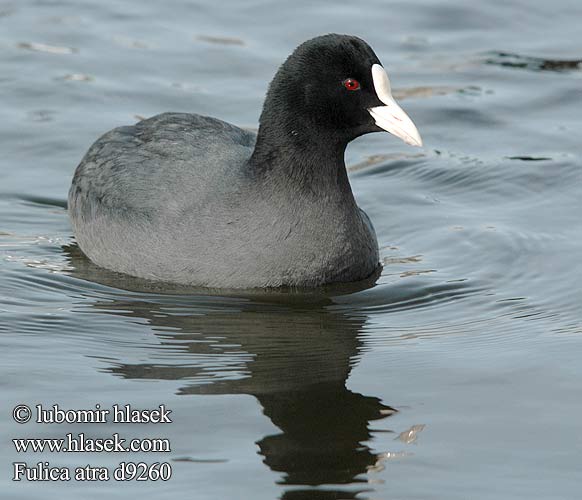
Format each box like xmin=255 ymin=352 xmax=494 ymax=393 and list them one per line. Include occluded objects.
xmin=1 ymin=0 xmax=581 ymax=498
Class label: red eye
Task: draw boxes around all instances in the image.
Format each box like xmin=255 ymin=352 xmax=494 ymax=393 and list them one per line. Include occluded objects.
xmin=343 ymin=78 xmax=360 ymax=91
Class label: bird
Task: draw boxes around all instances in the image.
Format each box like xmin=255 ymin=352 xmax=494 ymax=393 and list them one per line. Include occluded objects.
xmin=68 ymin=33 xmax=422 ymax=289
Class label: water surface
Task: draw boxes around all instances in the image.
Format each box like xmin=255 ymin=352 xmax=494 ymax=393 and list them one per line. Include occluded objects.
xmin=1 ymin=0 xmax=581 ymax=498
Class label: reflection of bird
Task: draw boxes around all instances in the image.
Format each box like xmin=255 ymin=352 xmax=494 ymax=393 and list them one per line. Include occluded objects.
xmin=257 ymin=387 xmax=394 ymax=489
xmin=63 ymin=244 xmax=397 ymax=498
xmin=68 ymin=34 xmax=421 ymax=289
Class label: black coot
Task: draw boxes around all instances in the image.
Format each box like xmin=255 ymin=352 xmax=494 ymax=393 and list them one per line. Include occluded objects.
xmin=68 ymin=34 xmax=422 ymax=289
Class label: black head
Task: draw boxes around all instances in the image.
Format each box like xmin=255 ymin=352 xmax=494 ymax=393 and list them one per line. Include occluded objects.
xmin=257 ymin=34 xmax=422 ymax=148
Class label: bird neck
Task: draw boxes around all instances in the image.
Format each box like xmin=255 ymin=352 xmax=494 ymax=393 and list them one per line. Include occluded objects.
xmin=248 ymin=120 xmax=354 ymax=200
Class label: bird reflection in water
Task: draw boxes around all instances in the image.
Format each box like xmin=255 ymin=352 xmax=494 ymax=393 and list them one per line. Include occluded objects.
xmin=64 ymin=244 xmax=400 ymax=499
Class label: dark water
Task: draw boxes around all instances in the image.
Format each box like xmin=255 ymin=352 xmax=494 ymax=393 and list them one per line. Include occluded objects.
xmin=1 ymin=0 xmax=582 ymax=498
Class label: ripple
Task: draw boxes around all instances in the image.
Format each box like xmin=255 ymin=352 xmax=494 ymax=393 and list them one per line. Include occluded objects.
xmin=392 ymin=85 xmax=484 ymax=101
xmin=506 ymin=156 xmax=553 ymax=161
xmin=26 ymin=109 xmax=57 ymax=122
xmin=172 ymin=457 xmax=228 ymax=463
xmin=348 ymin=152 xmax=426 ymax=174
xmin=60 ymin=73 xmax=93 ymax=82
xmin=484 ymin=51 xmax=582 ymax=72
xmin=4 ymin=254 xmax=72 ymax=273
xmin=356 ymin=151 xmax=581 ymax=206
xmin=332 ymin=278 xmax=483 ymax=316
xmin=17 ymin=195 xmax=68 ymax=209
xmin=16 ymin=41 xmax=78 ymax=54
xmin=194 ymin=35 xmax=246 ymax=46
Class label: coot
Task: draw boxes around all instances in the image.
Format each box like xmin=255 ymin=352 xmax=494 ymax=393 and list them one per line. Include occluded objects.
xmin=68 ymin=34 xmax=422 ymax=288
